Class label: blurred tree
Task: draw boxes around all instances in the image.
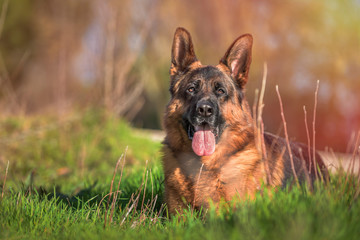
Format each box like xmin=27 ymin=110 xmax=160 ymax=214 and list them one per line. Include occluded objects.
xmin=0 ymin=0 xmax=33 ymax=82
xmin=0 ymin=0 xmax=34 ymax=109
xmin=0 ymin=0 xmax=92 ymax=113
xmin=138 ymin=0 xmax=360 ymax=151
xmin=0 ymin=0 xmax=359 ymax=151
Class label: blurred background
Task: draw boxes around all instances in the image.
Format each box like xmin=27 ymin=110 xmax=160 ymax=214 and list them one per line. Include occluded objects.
xmin=0 ymin=0 xmax=359 ymax=152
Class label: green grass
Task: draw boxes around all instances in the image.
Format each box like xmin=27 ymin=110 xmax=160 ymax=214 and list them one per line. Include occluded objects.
xmin=0 ymin=110 xmax=360 ymax=239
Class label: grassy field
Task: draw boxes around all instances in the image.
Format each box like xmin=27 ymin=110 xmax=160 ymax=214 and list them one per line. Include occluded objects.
xmin=0 ymin=110 xmax=360 ymax=239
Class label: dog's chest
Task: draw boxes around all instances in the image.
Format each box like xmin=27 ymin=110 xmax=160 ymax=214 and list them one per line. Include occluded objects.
xmin=178 ymin=157 xmax=258 ymax=206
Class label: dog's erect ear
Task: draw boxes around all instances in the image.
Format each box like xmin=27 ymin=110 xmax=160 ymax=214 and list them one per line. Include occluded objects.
xmin=220 ymin=34 xmax=253 ymax=89
xmin=170 ymin=28 xmax=198 ymax=76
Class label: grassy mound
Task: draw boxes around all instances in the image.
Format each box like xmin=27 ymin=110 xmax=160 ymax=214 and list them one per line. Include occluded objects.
xmin=0 ymin=110 xmax=359 ymax=239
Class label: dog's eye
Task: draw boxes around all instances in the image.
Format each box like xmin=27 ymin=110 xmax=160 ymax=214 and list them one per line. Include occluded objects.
xmin=217 ymin=88 xmax=225 ymax=95
xmin=187 ymin=87 xmax=195 ymax=93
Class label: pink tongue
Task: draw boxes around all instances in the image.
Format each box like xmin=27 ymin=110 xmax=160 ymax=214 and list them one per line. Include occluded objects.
xmin=192 ymin=127 xmax=215 ymax=156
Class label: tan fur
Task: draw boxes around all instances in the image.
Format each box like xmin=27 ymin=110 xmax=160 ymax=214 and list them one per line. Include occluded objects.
xmin=162 ymin=99 xmax=291 ymax=214
xmin=162 ymin=28 xmax=328 ymax=215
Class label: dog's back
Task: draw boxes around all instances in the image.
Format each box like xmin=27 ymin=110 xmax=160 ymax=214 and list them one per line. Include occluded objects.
xmin=263 ymin=132 xmax=329 ymax=185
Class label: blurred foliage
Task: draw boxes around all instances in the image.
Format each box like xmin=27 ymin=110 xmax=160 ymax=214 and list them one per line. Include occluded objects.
xmin=0 ymin=109 xmax=161 ymax=192
xmin=0 ymin=0 xmax=359 ymax=151
xmin=0 ymin=0 xmax=33 ymax=81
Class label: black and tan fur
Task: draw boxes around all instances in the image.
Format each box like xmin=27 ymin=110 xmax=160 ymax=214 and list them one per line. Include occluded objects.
xmin=162 ymin=27 xmax=328 ymax=215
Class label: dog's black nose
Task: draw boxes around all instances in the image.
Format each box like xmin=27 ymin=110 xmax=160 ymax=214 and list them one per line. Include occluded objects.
xmin=197 ymin=101 xmax=213 ymax=117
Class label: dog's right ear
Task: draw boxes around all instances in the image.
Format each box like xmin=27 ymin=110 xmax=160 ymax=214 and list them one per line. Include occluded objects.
xmin=170 ymin=27 xmax=198 ymax=77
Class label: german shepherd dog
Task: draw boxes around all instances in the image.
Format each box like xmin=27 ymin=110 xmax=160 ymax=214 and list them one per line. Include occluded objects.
xmin=162 ymin=27 xmax=328 ymax=215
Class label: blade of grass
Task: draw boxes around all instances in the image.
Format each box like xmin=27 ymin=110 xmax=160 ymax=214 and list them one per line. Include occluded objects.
xmin=345 ymin=131 xmax=360 ymax=186
xmin=298 ymin=148 xmax=312 ymax=190
xmin=1 ymin=160 xmax=9 ymax=199
xmin=257 ymin=63 xmax=267 ymax=128
xmin=120 ymin=190 xmax=141 ymax=226
xmin=303 ymin=106 xmax=312 ymax=173
xmin=358 ymin=142 xmax=360 ymax=182
xmin=104 ymin=154 xmax=123 ymax=227
xmin=312 ymin=80 xmax=319 ymax=180
xmin=253 ymin=63 xmax=271 ymax=184
xmin=140 ymin=160 xmax=149 ymax=214
xmin=140 ymin=169 xmax=149 ymax=215
xmin=109 ymin=147 xmax=127 ymax=223
xmin=192 ymin=163 xmax=204 ymax=215
xmin=276 ymin=85 xmax=299 ymax=187
xmin=261 ymin=120 xmax=272 ymax=185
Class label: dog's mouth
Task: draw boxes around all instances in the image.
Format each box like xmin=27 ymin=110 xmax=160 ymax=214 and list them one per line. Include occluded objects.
xmin=186 ymin=121 xmax=219 ymax=156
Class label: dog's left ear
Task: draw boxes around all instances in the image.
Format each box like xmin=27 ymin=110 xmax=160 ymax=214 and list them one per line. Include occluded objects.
xmin=220 ymin=34 xmax=253 ymax=89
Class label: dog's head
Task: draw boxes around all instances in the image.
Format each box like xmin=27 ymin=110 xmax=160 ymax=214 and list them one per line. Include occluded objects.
xmin=165 ymin=27 xmax=253 ymax=156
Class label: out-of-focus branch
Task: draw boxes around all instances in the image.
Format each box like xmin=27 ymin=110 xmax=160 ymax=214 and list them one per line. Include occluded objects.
xmin=0 ymin=0 xmax=9 ymax=39
xmin=0 ymin=50 xmax=20 ymax=111
xmin=102 ymin=0 xmax=157 ymax=118
xmin=103 ymin=6 xmax=117 ymax=111
xmin=0 ymin=0 xmax=20 ymax=111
